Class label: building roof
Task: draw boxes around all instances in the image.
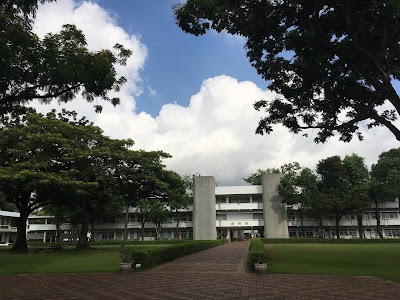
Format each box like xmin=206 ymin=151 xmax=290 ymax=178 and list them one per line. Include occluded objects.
xmin=0 ymin=210 xmax=20 ymax=218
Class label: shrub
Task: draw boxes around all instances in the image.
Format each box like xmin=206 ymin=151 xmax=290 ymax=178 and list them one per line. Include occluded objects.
xmin=119 ymin=245 xmax=134 ymax=263
xmin=130 ymin=240 xmax=226 ymax=269
xmin=247 ymin=238 xmax=267 ymax=271
xmin=261 ymin=238 xmax=400 ymax=244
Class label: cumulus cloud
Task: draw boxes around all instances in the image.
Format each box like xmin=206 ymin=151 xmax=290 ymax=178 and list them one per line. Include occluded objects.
xmin=31 ymin=1 xmax=400 ymax=186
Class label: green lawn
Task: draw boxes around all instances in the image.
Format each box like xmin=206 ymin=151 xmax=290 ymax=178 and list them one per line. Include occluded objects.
xmin=264 ymin=243 xmax=400 ymax=282
xmin=0 ymin=245 xmax=168 ymax=276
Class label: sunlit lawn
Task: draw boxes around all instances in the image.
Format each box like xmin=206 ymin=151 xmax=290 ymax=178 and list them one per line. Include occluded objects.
xmin=0 ymin=244 xmax=169 ymax=276
xmin=264 ymin=243 xmax=400 ymax=282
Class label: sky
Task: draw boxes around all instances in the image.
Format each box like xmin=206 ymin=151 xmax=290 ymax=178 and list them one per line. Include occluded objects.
xmin=31 ymin=0 xmax=400 ymax=185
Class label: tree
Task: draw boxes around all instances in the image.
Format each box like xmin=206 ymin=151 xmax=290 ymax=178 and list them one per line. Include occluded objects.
xmin=0 ymin=109 xmax=95 ymax=252
xmin=243 ymin=168 xmax=280 ymax=185
xmin=368 ymin=177 xmax=384 ymax=238
xmin=174 ymin=1 xmax=400 ymax=142
xmin=149 ymin=200 xmax=170 ymax=241
xmin=279 ymin=167 xmax=319 ymax=237
xmin=0 ymin=109 xmax=133 ymax=251
xmin=371 ymin=148 xmax=400 ymax=237
xmin=316 ymin=156 xmax=350 ymax=239
xmin=371 ymin=148 xmax=400 ymax=199
xmin=115 ymin=150 xmax=171 ymax=241
xmin=165 ymin=172 xmax=190 ymax=240
xmin=343 ymin=154 xmax=370 ymax=239
xmin=1 ymin=0 xmax=131 ymax=113
xmin=136 ymin=198 xmax=152 ymax=241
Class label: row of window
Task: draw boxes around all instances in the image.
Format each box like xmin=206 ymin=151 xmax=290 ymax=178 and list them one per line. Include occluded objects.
xmin=287 ymin=212 xmax=399 ymax=221
xmin=216 ymin=194 xmax=262 ymax=204
xmin=289 ymin=228 xmax=400 ymax=238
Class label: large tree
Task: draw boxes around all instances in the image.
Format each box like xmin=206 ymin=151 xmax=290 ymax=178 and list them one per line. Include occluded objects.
xmin=0 ymin=109 xmax=133 ymax=251
xmin=371 ymin=148 xmax=400 ymax=237
xmin=316 ymin=156 xmax=350 ymax=239
xmin=342 ymin=154 xmax=370 ymax=239
xmin=0 ymin=109 xmax=95 ymax=252
xmin=115 ymin=150 xmax=171 ymax=241
xmin=174 ymin=0 xmax=400 ymax=142
xmin=1 ymin=0 xmax=131 ymax=113
xmin=279 ymin=167 xmax=319 ymax=237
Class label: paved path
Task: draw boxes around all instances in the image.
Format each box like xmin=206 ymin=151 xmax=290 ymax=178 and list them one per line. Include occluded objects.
xmin=1 ymin=241 xmax=400 ymax=299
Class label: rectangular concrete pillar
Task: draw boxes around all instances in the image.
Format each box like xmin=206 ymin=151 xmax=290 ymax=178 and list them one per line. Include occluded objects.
xmin=193 ymin=176 xmax=217 ymax=240
xmin=262 ymin=174 xmax=289 ymax=238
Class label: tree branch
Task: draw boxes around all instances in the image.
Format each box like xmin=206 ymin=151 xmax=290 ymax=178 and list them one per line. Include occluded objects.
xmin=1 ymin=84 xmax=81 ymax=105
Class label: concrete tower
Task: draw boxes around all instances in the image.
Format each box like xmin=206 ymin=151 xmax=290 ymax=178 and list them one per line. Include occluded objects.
xmin=193 ymin=176 xmax=217 ymax=240
xmin=262 ymin=173 xmax=289 ymax=238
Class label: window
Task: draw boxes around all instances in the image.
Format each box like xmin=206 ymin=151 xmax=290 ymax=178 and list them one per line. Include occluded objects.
xmin=305 ymin=231 xmax=313 ymax=238
xmin=381 ymin=212 xmax=397 ymax=219
xmin=229 ymin=195 xmax=240 ymax=203
xmin=240 ymin=195 xmax=251 ymax=203
xmin=216 ymin=214 xmax=227 ymax=220
xmin=348 ymin=230 xmax=357 ymax=237
xmin=289 ymin=230 xmax=297 ymax=238
xmin=251 ymin=195 xmax=262 ymax=203
xmin=216 ymin=196 xmax=226 ymax=204
xmin=253 ymin=213 xmax=263 ymax=220
xmin=30 ymin=219 xmax=45 ymax=224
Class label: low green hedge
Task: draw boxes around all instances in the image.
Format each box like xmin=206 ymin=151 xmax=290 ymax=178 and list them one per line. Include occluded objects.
xmin=247 ymin=238 xmax=267 ymax=271
xmin=130 ymin=240 xmax=226 ymax=269
xmin=262 ymin=238 xmax=400 ymax=244
xmin=27 ymin=239 xmax=192 ymax=247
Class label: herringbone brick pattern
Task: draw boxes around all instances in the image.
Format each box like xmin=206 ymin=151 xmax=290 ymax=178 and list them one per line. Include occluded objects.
xmin=1 ymin=241 xmax=400 ymax=299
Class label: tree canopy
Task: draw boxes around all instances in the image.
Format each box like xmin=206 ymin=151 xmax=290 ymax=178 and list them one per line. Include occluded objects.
xmin=1 ymin=0 xmax=131 ymax=113
xmin=0 ymin=109 xmax=139 ymax=251
xmin=174 ymin=0 xmax=400 ymax=142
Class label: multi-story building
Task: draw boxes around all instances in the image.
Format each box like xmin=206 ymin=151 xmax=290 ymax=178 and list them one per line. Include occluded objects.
xmin=1 ymin=174 xmax=399 ymax=244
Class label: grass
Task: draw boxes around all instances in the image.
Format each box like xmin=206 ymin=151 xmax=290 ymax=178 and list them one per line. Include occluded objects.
xmin=264 ymin=243 xmax=400 ymax=282
xmin=0 ymin=244 xmax=168 ymax=276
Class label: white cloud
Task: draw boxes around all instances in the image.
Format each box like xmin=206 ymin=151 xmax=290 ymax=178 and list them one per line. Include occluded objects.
xmin=30 ymin=1 xmax=400 ymax=186
xmin=148 ymin=86 xmax=157 ymax=96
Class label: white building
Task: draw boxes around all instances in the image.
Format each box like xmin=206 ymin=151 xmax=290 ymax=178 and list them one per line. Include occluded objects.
xmin=1 ymin=174 xmax=399 ymax=244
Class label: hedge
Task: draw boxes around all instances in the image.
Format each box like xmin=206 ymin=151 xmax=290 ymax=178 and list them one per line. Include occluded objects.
xmin=247 ymin=238 xmax=267 ymax=271
xmin=261 ymin=238 xmax=400 ymax=244
xmin=130 ymin=240 xmax=226 ymax=269
xmin=27 ymin=239 xmax=192 ymax=247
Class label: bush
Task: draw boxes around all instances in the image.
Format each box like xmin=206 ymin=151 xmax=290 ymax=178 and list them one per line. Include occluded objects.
xmin=119 ymin=245 xmax=134 ymax=263
xmin=130 ymin=240 xmax=226 ymax=269
xmin=261 ymin=238 xmax=400 ymax=244
xmin=247 ymin=238 xmax=267 ymax=271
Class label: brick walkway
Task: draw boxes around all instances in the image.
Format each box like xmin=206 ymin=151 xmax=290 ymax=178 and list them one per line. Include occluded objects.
xmin=1 ymin=241 xmax=400 ymax=299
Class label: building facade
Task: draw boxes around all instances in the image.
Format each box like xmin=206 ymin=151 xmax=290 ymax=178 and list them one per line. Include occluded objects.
xmin=1 ymin=174 xmax=400 ymax=244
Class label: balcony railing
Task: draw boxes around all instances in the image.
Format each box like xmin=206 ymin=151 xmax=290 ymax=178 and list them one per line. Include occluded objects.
xmin=0 ymin=225 xmax=17 ymax=232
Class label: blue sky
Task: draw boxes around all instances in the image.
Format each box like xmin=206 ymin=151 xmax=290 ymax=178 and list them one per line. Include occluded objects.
xmin=95 ymin=0 xmax=266 ymax=116
xmin=33 ymin=0 xmax=400 ymax=185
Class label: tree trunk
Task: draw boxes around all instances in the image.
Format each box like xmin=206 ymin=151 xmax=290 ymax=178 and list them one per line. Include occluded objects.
xmin=375 ymin=200 xmax=383 ymax=238
xmin=357 ymin=213 xmax=364 ymax=239
xmin=123 ymin=202 xmax=129 ymax=241
xmin=300 ymin=209 xmax=305 ymax=238
xmin=141 ymin=220 xmax=145 ymax=241
xmin=319 ymin=220 xmax=324 ymax=239
xmin=335 ymin=213 xmax=341 ymax=239
xmin=10 ymin=209 xmax=30 ymax=253
xmin=55 ymin=220 xmax=62 ymax=243
xmin=75 ymin=199 xmax=90 ymax=251
xmin=175 ymin=218 xmax=180 ymax=240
